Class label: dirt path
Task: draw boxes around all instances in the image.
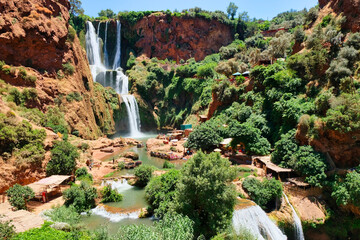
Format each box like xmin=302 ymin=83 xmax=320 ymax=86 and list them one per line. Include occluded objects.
xmin=0 ymin=202 xmax=44 ymax=232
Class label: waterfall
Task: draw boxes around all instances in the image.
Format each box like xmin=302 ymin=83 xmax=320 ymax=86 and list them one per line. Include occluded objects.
xmin=102 ymin=179 xmax=133 ymax=193
xmin=104 ymin=21 xmax=109 ymax=68
xmin=283 ymin=193 xmax=305 ymax=240
xmin=85 ymin=21 xmax=142 ymax=137
xmin=122 ymin=95 xmax=142 ymax=137
xmin=112 ymin=20 xmax=121 ymax=70
xmin=232 ymin=205 xmax=287 ymax=240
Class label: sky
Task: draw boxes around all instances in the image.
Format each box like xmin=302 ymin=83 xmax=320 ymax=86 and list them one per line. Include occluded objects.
xmin=81 ymin=0 xmax=318 ymax=20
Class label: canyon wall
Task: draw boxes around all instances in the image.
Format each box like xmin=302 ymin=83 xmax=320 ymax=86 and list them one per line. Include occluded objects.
xmin=120 ymin=13 xmax=233 ymax=64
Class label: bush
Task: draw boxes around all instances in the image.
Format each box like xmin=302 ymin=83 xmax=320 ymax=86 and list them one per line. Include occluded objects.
xmin=118 ymin=161 xmax=125 ymax=170
xmin=66 ymin=92 xmax=83 ymax=102
xmin=173 ymin=151 xmax=237 ymax=238
xmin=75 ymin=167 xmax=93 ymax=182
xmin=46 ymin=141 xmax=79 ymax=176
xmin=145 ymin=169 xmax=180 ymax=218
xmin=15 ymin=143 xmax=45 ymax=167
xmin=242 ymin=177 xmax=283 ymax=210
xmin=134 ymin=165 xmax=154 ymax=187
xmin=63 ymin=181 xmax=97 ymax=213
xmin=44 ymin=205 xmax=80 ymax=225
xmin=101 ymin=185 xmax=123 ymax=203
xmin=332 ymin=172 xmax=360 ymax=207
xmin=62 ymin=62 xmax=75 ymax=75
xmin=0 ymin=219 xmax=16 ymax=240
xmin=163 ymin=160 xmax=175 ymax=169
xmin=6 ymin=184 xmax=35 ymax=210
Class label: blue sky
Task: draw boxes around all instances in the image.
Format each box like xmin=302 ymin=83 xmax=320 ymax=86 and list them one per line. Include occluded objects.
xmin=81 ymin=0 xmax=318 ymax=20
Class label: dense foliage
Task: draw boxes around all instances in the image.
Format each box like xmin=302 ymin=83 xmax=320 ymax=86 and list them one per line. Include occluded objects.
xmin=0 ymin=219 xmax=16 ymax=240
xmin=242 ymin=177 xmax=283 ymax=210
xmin=6 ymin=184 xmax=35 ymax=210
xmin=101 ymin=186 xmax=123 ymax=203
xmin=173 ymin=152 xmax=237 ymax=238
xmin=46 ymin=141 xmax=79 ymax=176
xmin=114 ymin=213 xmax=194 ymax=240
xmin=43 ymin=206 xmax=81 ymax=225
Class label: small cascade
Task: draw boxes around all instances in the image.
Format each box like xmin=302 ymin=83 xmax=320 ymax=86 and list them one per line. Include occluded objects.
xmin=232 ymin=205 xmax=287 ymax=240
xmin=91 ymin=206 xmax=140 ymax=222
xmin=283 ymin=193 xmax=305 ymax=240
xmin=85 ymin=21 xmax=142 ymax=137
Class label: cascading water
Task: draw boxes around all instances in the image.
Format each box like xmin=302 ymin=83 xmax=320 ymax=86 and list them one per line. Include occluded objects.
xmin=232 ymin=205 xmax=287 ymax=240
xmin=283 ymin=193 xmax=305 ymax=240
xmin=85 ymin=21 xmax=142 ymax=137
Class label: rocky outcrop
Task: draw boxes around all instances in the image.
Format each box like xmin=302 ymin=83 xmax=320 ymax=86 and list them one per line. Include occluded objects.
xmin=0 ymin=0 xmax=121 ymax=139
xmin=319 ymin=0 xmax=360 ymax=32
xmin=296 ymin=126 xmax=360 ymax=168
xmin=129 ymin=13 xmax=233 ymax=62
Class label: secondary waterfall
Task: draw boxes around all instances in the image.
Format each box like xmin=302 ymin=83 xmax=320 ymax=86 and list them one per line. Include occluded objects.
xmin=85 ymin=21 xmax=142 ymax=137
xmin=283 ymin=193 xmax=305 ymax=240
xmin=232 ymin=205 xmax=287 ymax=240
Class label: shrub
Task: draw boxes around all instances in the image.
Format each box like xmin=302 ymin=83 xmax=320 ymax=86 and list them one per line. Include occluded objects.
xmin=321 ymin=15 xmax=332 ymax=27
xmin=118 ymin=161 xmax=125 ymax=170
xmin=67 ymin=26 xmax=76 ymax=42
xmin=173 ymin=151 xmax=237 ymax=238
xmin=242 ymin=177 xmax=283 ymax=210
xmin=0 ymin=219 xmax=16 ymax=240
xmin=7 ymin=88 xmax=22 ymax=105
xmin=332 ymin=172 xmax=360 ymax=207
xmin=26 ymin=75 xmax=37 ymax=83
xmin=22 ymin=88 xmax=38 ymax=102
xmin=6 ymin=184 xmax=35 ymax=210
xmin=46 ymin=141 xmax=79 ymax=176
xmin=15 ymin=143 xmax=45 ymax=167
xmin=19 ymin=67 xmax=27 ymax=78
xmin=134 ymin=165 xmax=154 ymax=187
xmin=43 ymin=205 xmax=80 ymax=225
xmin=62 ymin=62 xmax=75 ymax=75
xmin=66 ymin=92 xmax=83 ymax=102
xmin=63 ymin=181 xmax=97 ymax=213
xmin=101 ymin=185 xmax=123 ymax=203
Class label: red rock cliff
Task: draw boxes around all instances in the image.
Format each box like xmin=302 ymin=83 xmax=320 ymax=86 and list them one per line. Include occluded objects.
xmin=319 ymin=0 xmax=360 ymax=32
xmin=132 ymin=13 xmax=233 ymax=62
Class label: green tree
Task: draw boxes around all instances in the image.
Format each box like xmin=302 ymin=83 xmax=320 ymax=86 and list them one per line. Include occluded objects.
xmin=69 ymin=0 xmax=84 ymax=16
xmin=134 ymin=165 xmax=154 ymax=187
xmin=185 ymin=120 xmax=223 ymax=151
xmin=173 ymin=152 xmax=237 ymax=238
xmin=227 ymin=2 xmax=238 ymax=20
xmin=6 ymin=184 xmax=35 ymax=210
xmin=63 ymin=181 xmax=97 ymax=213
xmin=98 ymin=9 xmax=116 ymax=19
xmin=46 ymin=141 xmax=79 ymax=176
xmin=145 ymin=169 xmax=181 ymax=218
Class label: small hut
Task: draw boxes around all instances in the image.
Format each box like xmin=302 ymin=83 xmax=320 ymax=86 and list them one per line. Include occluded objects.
xmin=27 ymin=175 xmax=71 ymax=202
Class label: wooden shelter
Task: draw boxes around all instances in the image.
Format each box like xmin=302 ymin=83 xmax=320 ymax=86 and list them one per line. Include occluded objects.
xmin=252 ymin=156 xmax=293 ymax=180
xmin=27 ymin=175 xmax=71 ymax=202
xmin=287 ymin=177 xmax=311 ymax=189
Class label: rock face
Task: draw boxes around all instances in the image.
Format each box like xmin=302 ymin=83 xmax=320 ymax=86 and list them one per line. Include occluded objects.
xmin=319 ymin=0 xmax=360 ymax=32
xmin=131 ymin=13 xmax=233 ymax=62
xmin=0 ymin=0 xmax=120 ymax=139
xmin=296 ymin=126 xmax=360 ymax=168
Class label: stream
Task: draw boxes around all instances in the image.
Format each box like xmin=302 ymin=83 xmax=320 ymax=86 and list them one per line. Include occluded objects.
xmin=80 ymin=134 xmax=184 ymax=234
